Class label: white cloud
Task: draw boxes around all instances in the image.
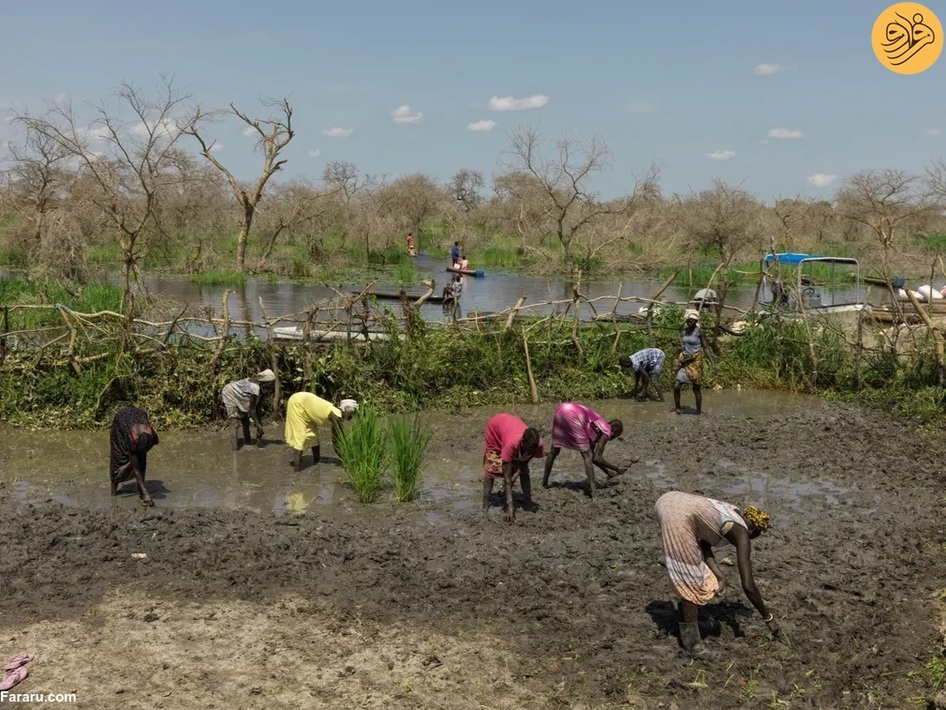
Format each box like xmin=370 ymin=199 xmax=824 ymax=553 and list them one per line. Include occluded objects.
xmin=78 ymin=125 xmax=112 ymax=143
xmin=705 ymin=150 xmax=736 ymax=160
xmin=54 ymin=93 xmax=68 ymax=105
xmin=391 ymin=104 xmax=424 ymax=124
xmin=308 ymin=148 xmax=321 ymax=158
xmin=242 ymin=126 xmax=257 ymax=137
xmin=628 ymin=97 xmax=658 ymax=114
xmin=768 ymin=127 xmax=804 ymax=139
xmin=209 ymin=143 xmax=223 ymax=153
xmin=129 ymin=118 xmax=179 ymax=139
xmin=488 ymin=94 xmax=549 ymax=111
xmin=807 ymin=173 xmax=837 ymax=187
xmin=323 ymin=127 xmax=354 ymax=138
xmin=928 ymin=128 xmax=941 ymax=136
xmin=467 ymin=119 xmax=497 ymax=132
xmin=754 ymin=63 xmax=788 ymax=75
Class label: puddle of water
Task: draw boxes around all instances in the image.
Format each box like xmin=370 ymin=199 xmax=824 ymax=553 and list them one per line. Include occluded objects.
xmin=0 ymin=390 xmax=842 ymax=512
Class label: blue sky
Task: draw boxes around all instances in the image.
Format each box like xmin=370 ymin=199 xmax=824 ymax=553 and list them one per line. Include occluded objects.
xmin=2 ymin=0 xmax=944 ymax=202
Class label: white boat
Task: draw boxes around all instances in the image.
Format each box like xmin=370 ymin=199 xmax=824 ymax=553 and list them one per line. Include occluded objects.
xmin=757 ymin=252 xmax=867 ymax=316
xmin=272 ymin=325 xmax=402 ymax=342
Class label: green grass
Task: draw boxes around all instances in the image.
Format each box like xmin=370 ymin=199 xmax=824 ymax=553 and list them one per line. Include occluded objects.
xmin=189 ymin=270 xmax=248 ymax=287
xmin=0 ymin=278 xmax=125 ymax=330
xmin=388 ymin=413 xmax=433 ymax=502
xmin=335 ymin=403 xmax=389 ymax=503
xmin=367 ymin=247 xmax=410 ymax=266
xmin=477 ymin=247 xmax=523 ymax=269
xmin=0 ymin=247 xmax=29 ymax=267
xmin=392 ymin=260 xmax=419 ymax=286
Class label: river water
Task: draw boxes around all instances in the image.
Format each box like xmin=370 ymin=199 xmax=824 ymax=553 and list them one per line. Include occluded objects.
xmin=125 ymin=254 xmax=869 ymax=326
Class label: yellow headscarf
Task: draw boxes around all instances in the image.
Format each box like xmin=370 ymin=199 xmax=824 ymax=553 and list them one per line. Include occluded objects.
xmin=742 ymin=505 xmax=771 ymax=532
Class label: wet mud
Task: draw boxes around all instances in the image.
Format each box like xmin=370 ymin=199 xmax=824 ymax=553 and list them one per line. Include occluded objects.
xmin=0 ymin=391 xmax=944 ymax=708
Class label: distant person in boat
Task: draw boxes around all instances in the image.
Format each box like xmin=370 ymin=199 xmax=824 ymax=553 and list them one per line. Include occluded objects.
xmin=457 ymin=255 xmax=470 ymax=271
xmin=542 ymin=402 xmax=625 ymax=499
xmin=109 ymin=406 xmax=159 ymax=506
xmin=482 ymin=413 xmax=545 ymax=523
xmin=674 ymin=309 xmax=711 ymax=415
xmin=620 ymin=347 xmax=666 ymax=401
xmin=221 ymin=369 xmax=277 ymax=450
xmin=655 ymin=490 xmax=780 ymax=657
xmin=451 ymin=241 xmax=461 ymax=264
xmin=285 ymin=392 xmax=359 ymax=471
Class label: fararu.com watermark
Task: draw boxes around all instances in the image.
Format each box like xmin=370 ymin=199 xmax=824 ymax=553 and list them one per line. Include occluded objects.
xmin=1 ymin=691 xmax=77 ymax=703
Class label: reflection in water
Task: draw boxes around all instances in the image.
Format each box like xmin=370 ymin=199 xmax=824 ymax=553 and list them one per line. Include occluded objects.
xmin=0 ymin=391 xmax=865 ymax=515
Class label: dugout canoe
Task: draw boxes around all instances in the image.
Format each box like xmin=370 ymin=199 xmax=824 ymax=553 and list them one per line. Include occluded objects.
xmin=353 ymin=290 xmax=454 ymax=304
xmin=447 ymin=266 xmax=485 ymax=277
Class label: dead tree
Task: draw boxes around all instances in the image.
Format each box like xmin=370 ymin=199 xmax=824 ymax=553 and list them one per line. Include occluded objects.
xmin=835 ymin=169 xmax=939 ymax=277
xmin=503 ymin=126 xmax=657 ymax=272
xmin=14 ymin=75 xmax=196 ymax=311
xmin=186 ymin=98 xmax=295 ymax=273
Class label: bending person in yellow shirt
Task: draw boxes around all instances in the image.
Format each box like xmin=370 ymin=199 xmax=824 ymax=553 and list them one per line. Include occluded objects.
xmin=285 ymin=392 xmax=360 ymax=470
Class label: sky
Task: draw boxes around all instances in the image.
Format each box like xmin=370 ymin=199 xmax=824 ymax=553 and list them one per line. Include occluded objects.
xmin=1 ymin=0 xmax=945 ymax=203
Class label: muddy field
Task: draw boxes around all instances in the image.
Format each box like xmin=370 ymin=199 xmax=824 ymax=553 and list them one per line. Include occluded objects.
xmin=0 ymin=392 xmax=945 ymax=709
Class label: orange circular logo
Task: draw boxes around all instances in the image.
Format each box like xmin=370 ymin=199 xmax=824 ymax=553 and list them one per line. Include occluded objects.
xmin=872 ymin=3 xmax=943 ymax=74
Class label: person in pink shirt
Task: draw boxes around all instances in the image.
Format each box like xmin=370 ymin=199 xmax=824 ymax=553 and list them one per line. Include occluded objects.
xmin=542 ymin=402 xmax=625 ymax=499
xmin=481 ymin=412 xmax=545 ymax=522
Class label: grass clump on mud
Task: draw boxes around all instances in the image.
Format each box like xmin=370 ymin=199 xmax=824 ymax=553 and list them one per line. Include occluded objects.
xmin=388 ymin=413 xmax=433 ymax=502
xmin=335 ymin=403 xmax=388 ymax=503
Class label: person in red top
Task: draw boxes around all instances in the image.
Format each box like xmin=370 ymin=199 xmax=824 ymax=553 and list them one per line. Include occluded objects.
xmin=481 ymin=412 xmax=545 ymax=522
xmin=406 ymin=232 xmax=416 ymax=255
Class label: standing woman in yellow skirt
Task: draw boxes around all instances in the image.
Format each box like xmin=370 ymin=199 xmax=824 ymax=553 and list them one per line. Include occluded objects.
xmin=284 ymin=392 xmax=359 ymax=471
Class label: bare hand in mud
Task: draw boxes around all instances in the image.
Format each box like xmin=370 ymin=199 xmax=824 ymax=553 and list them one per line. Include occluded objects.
xmin=503 ymin=507 xmax=515 ymax=523
xmin=766 ymin=616 xmax=784 ymax=640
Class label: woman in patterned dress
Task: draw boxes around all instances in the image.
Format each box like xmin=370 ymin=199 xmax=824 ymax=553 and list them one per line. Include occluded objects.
xmin=654 ymin=490 xmax=779 ymax=656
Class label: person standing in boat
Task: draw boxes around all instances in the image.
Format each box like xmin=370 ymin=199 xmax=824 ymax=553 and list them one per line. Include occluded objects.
xmin=654 ymin=490 xmax=780 ymax=656
xmin=221 ymin=369 xmax=277 ymax=450
xmin=620 ymin=347 xmax=666 ymax=401
xmin=673 ymin=309 xmax=711 ymax=415
xmin=541 ymin=402 xmax=625 ymax=499
xmin=109 ymin=406 xmax=160 ymax=506
xmin=450 ymin=240 xmax=461 ymax=265
xmin=482 ymin=413 xmax=545 ymax=523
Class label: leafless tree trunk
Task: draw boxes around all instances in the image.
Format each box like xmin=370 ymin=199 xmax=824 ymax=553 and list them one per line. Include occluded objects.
xmin=186 ymin=98 xmax=295 ymax=273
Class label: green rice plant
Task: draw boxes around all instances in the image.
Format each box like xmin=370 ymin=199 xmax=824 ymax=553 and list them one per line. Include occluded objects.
xmin=388 ymin=413 xmax=433 ymax=502
xmin=335 ymin=403 xmax=388 ymax=503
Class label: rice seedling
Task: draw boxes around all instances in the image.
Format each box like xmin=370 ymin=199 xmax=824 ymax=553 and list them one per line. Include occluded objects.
xmin=334 ymin=403 xmax=388 ymax=503
xmin=388 ymin=413 xmax=433 ymax=502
